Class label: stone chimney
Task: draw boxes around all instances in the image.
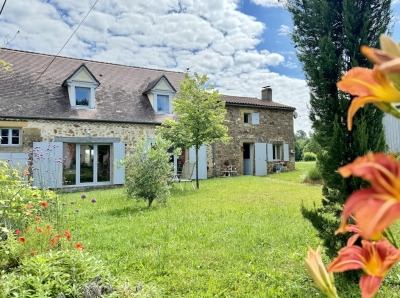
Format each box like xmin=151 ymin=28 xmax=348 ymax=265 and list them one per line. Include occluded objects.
xmin=261 ymin=86 xmax=272 ymax=101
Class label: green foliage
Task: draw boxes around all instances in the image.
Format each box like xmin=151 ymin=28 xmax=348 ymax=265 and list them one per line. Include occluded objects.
xmin=306 ymin=166 xmax=322 ymax=181
xmin=303 ymin=152 xmax=317 ymax=162
xmin=302 ymin=134 xmax=321 ymax=157
xmin=0 ymin=250 xmax=115 ymax=298
xmin=0 ymin=160 xmax=54 ymax=231
xmin=157 ymin=72 xmax=231 ymax=188
xmin=287 ymin=0 xmax=391 ymax=257
xmin=122 ymin=136 xmax=178 ymax=207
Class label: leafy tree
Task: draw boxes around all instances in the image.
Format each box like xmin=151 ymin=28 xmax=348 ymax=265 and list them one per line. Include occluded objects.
xmin=302 ymin=133 xmax=321 ymax=157
xmin=295 ymin=129 xmax=307 ymax=140
xmin=287 ymin=0 xmax=390 ymax=257
xmin=294 ymin=129 xmax=310 ymax=160
xmin=121 ymin=136 xmax=178 ymax=207
xmin=157 ymin=72 xmax=231 ymax=189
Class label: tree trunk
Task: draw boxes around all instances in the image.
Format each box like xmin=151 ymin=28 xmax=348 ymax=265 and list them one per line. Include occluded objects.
xmin=196 ymin=145 xmax=199 ymax=189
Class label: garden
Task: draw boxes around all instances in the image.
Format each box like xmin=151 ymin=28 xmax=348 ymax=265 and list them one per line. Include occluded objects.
xmin=2 ymin=160 xmax=400 ymax=297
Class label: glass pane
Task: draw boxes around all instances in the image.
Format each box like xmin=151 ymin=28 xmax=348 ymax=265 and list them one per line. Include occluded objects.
xmin=63 ymin=143 xmax=76 ymax=185
xmin=97 ymin=145 xmax=110 ymax=182
xmin=157 ymin=95 xmax=169 ymax=112
xmin=11 ymin=137 xmax=19 ymax=145
xmin=1 ymin=129 xmax=8 ymax=137
xmin=76 ymin=87 xmax=90 ymax=106
xmin=80 ymin=145 xmax=94 ymax=183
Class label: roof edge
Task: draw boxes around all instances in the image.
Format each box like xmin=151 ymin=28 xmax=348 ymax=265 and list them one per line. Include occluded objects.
xmin=0 ymin=115 xmax=163 ymax=125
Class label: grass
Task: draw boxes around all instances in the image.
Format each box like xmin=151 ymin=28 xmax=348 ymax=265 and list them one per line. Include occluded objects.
xmin=266 ymin=161 xmax=316 ymax=183
xmin=58 ymin=164 xmax=400 ymax=297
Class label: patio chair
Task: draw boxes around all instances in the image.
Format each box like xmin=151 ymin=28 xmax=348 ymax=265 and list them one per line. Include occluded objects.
xmin=174 ymin=161 xmax=196 ymax=190
xmin=275 ymin=163 xmax=282 ymax=173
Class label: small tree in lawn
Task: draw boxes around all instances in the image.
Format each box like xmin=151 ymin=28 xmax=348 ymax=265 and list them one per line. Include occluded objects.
xmin=157 ymin=72 xmax=231 ymax=189
xmin=122 ymin=136 xmax=178 ymax=207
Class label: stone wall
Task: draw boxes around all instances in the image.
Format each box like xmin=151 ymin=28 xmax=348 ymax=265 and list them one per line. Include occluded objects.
xmin=0 ymin=119 xmax=157 ymax=154
xmin=209 ymin=105 xmax=295 ymax=177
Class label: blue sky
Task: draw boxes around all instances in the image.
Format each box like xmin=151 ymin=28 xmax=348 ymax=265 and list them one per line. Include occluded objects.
xmin=1 ymin=0 xmax=400 ymax=134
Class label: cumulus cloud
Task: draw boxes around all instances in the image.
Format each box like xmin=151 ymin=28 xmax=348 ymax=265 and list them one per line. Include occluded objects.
xmin=277 ymin=24 xmax=291 ymax=36
xmin=250 ymin=0 xmax=283 ymax=8
xmin=0 ymin=0 xmax=311 ymax=132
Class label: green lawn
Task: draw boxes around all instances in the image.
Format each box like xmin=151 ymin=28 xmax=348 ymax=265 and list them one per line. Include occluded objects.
xmin=59 ymin=163 xmax=400 ymax=297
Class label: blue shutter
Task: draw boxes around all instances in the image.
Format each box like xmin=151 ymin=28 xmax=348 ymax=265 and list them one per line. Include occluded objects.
xmin=32 ymin=142 xmax=63 ymax=189
xmin=189 ymin=145 xmax=207 ymax=179
xmin=267 ymin=143 xmax=273 ymax=161
xmin=0 ymin=152 xmax=29 ymax=170
xmin=252 ymin=112 xmax=259 ymax=125
xmin=113 ymin=143 xmax=125 ymax=184
xmin=283 ymin=144 xmax=289 ymax=161
xmin=255 ymin=143 xmax=267 ymax=176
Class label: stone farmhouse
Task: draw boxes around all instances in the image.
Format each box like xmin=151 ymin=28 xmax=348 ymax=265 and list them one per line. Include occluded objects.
xmin=0 ymin=49 xmax=296 ymax=189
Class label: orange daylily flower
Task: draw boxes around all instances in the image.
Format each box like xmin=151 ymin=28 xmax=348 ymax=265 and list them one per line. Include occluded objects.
xmin=75 ymin=243 xmax=85 ymax=251
xmin=337 ymin=67 xmax=400 ymax=130
xmin=327 ymin=239 xmax=400 ymax=298
xmin=35 ymin=216 xmax=41 ymax=222
xmin=36 ymin=227 xmax=43 ymax=233
xmin=30 ymin=250 xmax=37 ymax=255
xmin=338 ymin=153 xmax=400 ymax=240
xmin=361 ymin=35 xmax=400 ymax=75
xmin=64 ymin=230 xmax=71 ymax=240
xmin=18 ymin=237 xmax=25 ymax=243
xmin=304 ymin=246 xmax=338 ymax=298
xmin=40 ymin=201 xmax=47 ymax=208
xmin=15 ymin=229 xmax=22 ymax=235
xmin=335 ymin=223 xmax=382 ymax=246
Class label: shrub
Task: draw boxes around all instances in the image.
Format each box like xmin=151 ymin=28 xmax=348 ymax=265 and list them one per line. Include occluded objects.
xmin=0 ymin=250 xmax=115 ymax=297
xmin=121 ymin=136 xmax=179 ymax=207
xmin=303 ymin=152 xmax=317 ymax=161
xmin=306 ymin=166 xmax=322 ymax=181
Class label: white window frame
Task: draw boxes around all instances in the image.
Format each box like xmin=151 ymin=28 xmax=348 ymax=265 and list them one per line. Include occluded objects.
xmin=153 ymin=92 xmax=173 ymax=114
xmin=68 ymin=83 xmax=96 ymax=109
xmin=0 ymin=128 xmax=21 ymax=146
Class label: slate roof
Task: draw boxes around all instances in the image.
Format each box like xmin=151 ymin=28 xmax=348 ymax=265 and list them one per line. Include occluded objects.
xmin=0 ymin=49 xmax=295 ymax=124
xmin=221 ymin=95 xmax=295 ymax=110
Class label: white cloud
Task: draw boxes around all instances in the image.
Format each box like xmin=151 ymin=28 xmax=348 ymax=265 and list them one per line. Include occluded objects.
xmin=277 ymin=24 xmax=291 ymax=36
xmin=250 ymin=0 xmax=283 ymax=8
xmin=0 ymin=0 xmax=312 ymax=133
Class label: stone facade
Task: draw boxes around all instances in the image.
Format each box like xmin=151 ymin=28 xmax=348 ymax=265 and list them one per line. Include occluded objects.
xmin=0 ymin=119 xmax=157 ymax=154
xmin=208 ymin=105 xmax=295 ymax=177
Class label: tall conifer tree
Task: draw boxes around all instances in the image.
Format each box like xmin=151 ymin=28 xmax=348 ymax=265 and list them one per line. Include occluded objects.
xmin=287 ymin=0 xmax=391 ymax=257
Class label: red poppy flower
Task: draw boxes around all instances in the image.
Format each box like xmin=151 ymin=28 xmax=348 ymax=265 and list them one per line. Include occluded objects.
xmin=55 ymin=234 xmax=61 ymax=239
xmin=40 ymin=201 xmax=47 ymax=208
xmin=35 ymin=216 xmax=41 ymax=222
xmin=30 ymin=250 xmax=37 ymax=255
xmin=75 ymin=243 xmax=85 ymax=251
xmin=15 ymin=229 xmax=22 ymax=235
xmin=18 ymin=237 xmax=25 ymax=243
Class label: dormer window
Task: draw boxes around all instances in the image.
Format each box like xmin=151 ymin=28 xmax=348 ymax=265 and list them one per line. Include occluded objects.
xmin=156 ymin=94 xmax=171 ymax=113
xmin=143 ymin=75 xmax=176 ymax=114
xmin=62 ymin=64 xmax=100 ymax=110
xmin=76 ymin=87 xmax=90 ymax=106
